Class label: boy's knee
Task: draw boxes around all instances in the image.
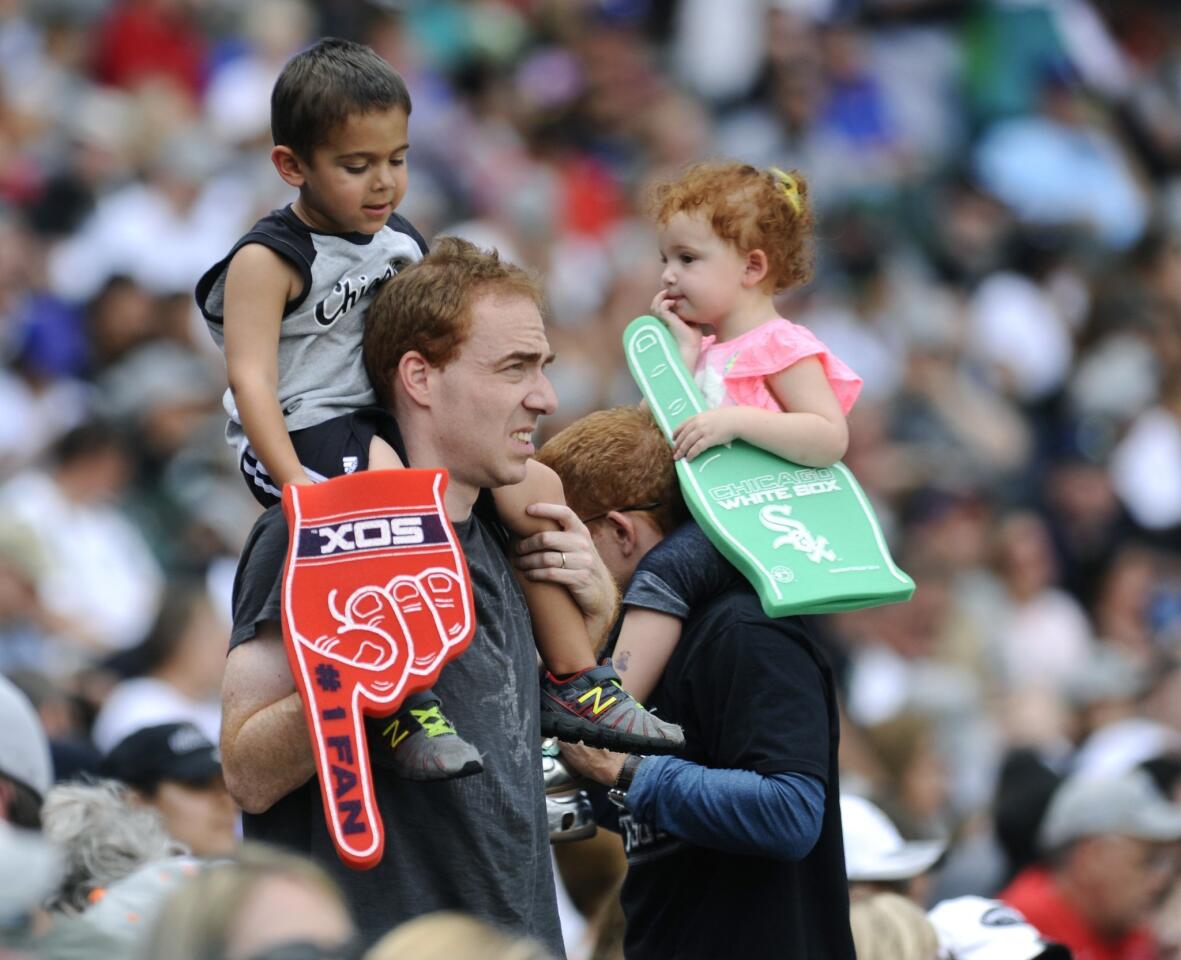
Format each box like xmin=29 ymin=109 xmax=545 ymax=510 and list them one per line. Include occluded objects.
xmin=522 ymin=459 xmax=566 ymax=503
xmin=493 ymin=460 xmax=567 ymax=536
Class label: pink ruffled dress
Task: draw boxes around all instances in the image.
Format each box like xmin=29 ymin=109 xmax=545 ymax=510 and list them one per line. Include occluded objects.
xmin=695 ymin=317 xmax=862 ymax=414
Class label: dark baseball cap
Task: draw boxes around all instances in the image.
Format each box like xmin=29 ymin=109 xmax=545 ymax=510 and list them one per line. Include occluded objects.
xmin=100 ymin=722 xmax=222 ymax=789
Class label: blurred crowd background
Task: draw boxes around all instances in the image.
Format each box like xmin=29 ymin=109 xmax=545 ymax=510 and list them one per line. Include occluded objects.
xmin=0 ymin=0 xmax=1180 ymax=956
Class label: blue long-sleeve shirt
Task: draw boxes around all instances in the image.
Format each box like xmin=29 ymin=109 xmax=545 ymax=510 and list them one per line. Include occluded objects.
xmin=625 ymin=755 xmax=825 ymax=862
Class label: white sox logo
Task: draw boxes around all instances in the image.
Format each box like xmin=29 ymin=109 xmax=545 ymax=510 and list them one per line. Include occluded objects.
xmin=759 ymin=504 xmax=836 ymax=564
xmin=298 ymin=513 xmax=447 ymax=557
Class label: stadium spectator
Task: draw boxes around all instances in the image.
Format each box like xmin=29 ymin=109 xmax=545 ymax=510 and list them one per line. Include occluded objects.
xmin=100 ymin=722 xmax=237 ymax=858
xmin=145 ymin=845 xmax=358 ymax=960
xmin=1001 ymin=769 xmax=1181 ymax=960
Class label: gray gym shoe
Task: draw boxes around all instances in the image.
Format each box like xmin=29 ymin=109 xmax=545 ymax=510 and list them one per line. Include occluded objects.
xmin=540 ymin=661 xmax=685 ymax=754
xmin=542 ymin=738 xmax=585 ymax=795
xmin=367 ymin=692 xmax=482 ymax=781
xmin=548 ymin=790 xmax=596 ymax=843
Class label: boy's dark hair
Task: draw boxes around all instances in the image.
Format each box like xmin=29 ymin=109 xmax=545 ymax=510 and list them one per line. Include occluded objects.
xmin=272 ymin=38 xmax=412 ymax=160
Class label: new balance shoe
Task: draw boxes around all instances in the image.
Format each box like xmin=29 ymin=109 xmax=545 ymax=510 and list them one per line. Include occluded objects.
xmin=367 ymin=691 xmax=483 ymax=781
xmin=540 ymin=661 xmax=684 ymax=754
xmin=548 ymin=790 xmax=596 ymax=843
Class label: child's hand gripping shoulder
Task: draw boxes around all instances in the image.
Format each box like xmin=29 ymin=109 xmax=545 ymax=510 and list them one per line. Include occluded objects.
xmin=672 ymin=356 xmax=849 ymax=468
xmin=222 ymin=243 xmax=314 ymax=489
xmin=652 ymin=288 xmax=703 ymax=371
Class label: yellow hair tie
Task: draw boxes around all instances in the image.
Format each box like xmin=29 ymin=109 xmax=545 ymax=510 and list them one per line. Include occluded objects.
xmin=770 ymin=167 xmax=802 ymax=215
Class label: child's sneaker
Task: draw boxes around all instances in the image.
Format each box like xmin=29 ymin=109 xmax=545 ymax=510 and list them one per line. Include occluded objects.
xmin=541 ymin=738 xmax=585 ymax=795
xmin=367 ymin=691 xmax=482 ymax=781
xmin=548 ymin=790 xmax=596 ymax=843
xmin=540 ymin=661 xmax=685 ymax=754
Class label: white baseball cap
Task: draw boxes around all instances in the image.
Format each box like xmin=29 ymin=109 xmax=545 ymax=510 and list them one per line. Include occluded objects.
xmin=1039 ymin=767 xmax=1181 ymax=851
xmin=1071 ymin=717 xmax=1181 ymax=782
xmin=928 ymin=896 xmax=1070 ymax=960
xmin=841 ymin=794 xmax=946 ymax=883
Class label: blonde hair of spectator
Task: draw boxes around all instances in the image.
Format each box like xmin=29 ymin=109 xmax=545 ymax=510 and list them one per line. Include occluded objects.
xmin=143 ymin=844 xmax=349 ymax=960
xmin=849 ymin=892 xmax=939 ymax=960
xmin=41 ymin=779 xmax=185 ymax=913
xmin=364 ymin=911 xmax=556 ymax=960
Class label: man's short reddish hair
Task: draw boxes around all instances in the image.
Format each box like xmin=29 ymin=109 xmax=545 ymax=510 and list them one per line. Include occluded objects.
xmin=363 ymin=236 xmax=544 ymax=409
xmin=537 ymin=406 xmax=686 ymax=535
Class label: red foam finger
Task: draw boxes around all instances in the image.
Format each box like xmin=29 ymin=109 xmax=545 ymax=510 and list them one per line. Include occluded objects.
xmin=388 ymin=578 xmax=445 ymax=674
xmin=422 ymin=570 xmax=468 ymax=641
xmin=291 ymin=643 xmax=384 ymax=868
xmin=281 ymin=469 xmax=475 ymax=870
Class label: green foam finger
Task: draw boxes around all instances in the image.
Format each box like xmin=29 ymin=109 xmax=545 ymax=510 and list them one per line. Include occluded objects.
xmin=625 ymin=316 xmax=914 ymax=618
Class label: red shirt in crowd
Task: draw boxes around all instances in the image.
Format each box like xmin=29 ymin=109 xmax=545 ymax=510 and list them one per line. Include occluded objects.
xmin=92 ymin=0 xmax=206 ymax=99
xmin=1001 ymin=866 xmax=1158 ymax=960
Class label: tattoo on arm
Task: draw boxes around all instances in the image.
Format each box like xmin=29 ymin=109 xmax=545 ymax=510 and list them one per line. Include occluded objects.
xmin=616 ymin=650 xmax=631 ymax=673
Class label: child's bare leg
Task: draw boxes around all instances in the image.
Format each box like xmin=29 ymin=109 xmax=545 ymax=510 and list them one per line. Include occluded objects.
xmin=496 ymin=460 xmax=684 ymax=753
xmin=492 ymin=460 xmax=596 ymax=675
xmin=612 ymin=607 xmax=682 ymax=703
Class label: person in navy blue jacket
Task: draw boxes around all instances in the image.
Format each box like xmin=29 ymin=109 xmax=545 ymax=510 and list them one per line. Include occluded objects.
xmin=538 ymin=405 xmax=855 ymax=960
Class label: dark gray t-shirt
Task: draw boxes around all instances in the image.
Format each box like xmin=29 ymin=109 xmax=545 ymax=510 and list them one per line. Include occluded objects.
xmin=228 ymin=505 xmax=562 ymax=953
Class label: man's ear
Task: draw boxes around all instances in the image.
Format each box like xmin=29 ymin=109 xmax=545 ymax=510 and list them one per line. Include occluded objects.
xmin=271 ymin=145 xmax=307 ymax=190
xmin=604 ymin=510 xmax=640 ymax=557
xmin=396 ymin=350 xmax=433 ymax=407
xmin=743 ymin=249 xmax=770 ymax=289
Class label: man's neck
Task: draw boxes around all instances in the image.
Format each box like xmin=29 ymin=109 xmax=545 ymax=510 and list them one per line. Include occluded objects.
xmin=443 ymin=481 xmax=479 ymax=523
xmin=401 ymin=433 xmax=480 ymax=522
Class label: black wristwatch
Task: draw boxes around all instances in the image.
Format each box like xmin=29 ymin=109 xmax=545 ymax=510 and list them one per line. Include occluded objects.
xmin=607 ymin=754 xmax=645 ymax=810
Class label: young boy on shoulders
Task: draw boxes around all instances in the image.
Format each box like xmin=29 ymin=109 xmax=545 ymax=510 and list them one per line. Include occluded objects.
xmin=197 ymin=39 xmax=682 ymax=782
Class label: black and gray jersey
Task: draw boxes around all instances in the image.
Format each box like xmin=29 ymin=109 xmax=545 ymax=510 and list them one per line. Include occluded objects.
xmin=196 ymin=205 xmax=427 ymax=448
